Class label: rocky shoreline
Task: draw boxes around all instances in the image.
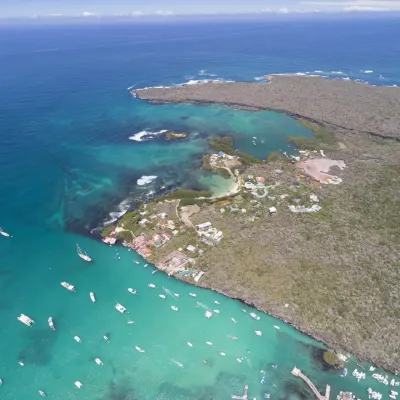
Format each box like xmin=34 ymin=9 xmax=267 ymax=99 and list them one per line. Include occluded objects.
xmin=134 ymin=75 xmax=400 ymax=140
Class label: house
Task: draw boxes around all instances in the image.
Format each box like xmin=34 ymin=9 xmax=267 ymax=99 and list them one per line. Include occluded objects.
xmin=244 ymin=182 xmax=256 ymax=190
xmin=218 ymin=151 xmax=225 ymax=157
xmin=139 ymin=218 xmax=149 ymax=226
xmin=195 ymin=222 xmax=212 ymax=232
xmin=256 ymin=176 xmax=265 ymax=183
xmin=201 ymin=229 xmax=223 ymax=245
xmin=269 ymin=207 xmax=277 ymax=214
xmin=172 ymin=229 xmax=179 ymax=236
xmin=186 ymin=245 xmax=196 ymax=253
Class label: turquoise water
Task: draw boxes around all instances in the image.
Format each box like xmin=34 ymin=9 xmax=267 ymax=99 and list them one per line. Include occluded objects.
xmin=1 ymin=19 xmax=400 ymax=400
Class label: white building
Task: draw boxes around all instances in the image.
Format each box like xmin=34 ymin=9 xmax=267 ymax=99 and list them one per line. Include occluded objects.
xmin=195 ymin=222 xmax=212 ymax=232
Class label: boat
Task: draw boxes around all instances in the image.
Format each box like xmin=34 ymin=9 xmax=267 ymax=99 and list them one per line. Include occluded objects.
xmin=189 ymin=293 xmax=197 ymax=297
xmin=128 ymin=288 xmax=137 ymax=295
xmin=0 ymin=378 xmax=2 ymax=385
xmin=242 ymin=309 xmax=247 ymax=313
xmin=103 ymin=335 xmax=110 ymax=342
xmin=206 ymin=341 xmax=213 ymax=346
xmin=61 ymin=282 xmax=76 ymax=292
xmin=74 ymin=336 xmax=81 ymax=343
xmin=214 ymin=301 xmax=220 ymax=305
xmin=127 ymin=320 xmax=135 ymax=325
xmin=174 ymin=293 xmax=179 ymax=297
xmin=17 ymin=314 xmax=34 ymax=327
xmin=144 ymin=264 xmax=148 ymax=268
xmin=187 ymin=342 xmax=193 ymax=347
xmin=171 ymin=306 xmax=179 ymax=311
xmin=159 ymin=294 xmax=166 ymax=299
xmin=219 ymin=352 xmax=226 ymax=356
xmin=74 ymin=381 xmax=83 ymax=389
xmin=273 ymin=325 xmax=280 ymax=330
xmin=39 ymin=390 xmax=46 ymax=397
xmin=0 ymin=227 xmax=10 ymax=237
xmin=205 ymin=311 xmax=212 ymax=318
xmin=115 ymin=303 xmax=127 ymax=313
xmin=340 ymin=368 xmax=348 ymax=377
xmin=95 ymin=358 xmax=103 ymax=365
xmin=236 ymin=358 xmax=242 ymax=363
xmin=213 ymin=309 xmax=220 ymax=314
xmin=135 ymin=346 xmax=145 ymax=353
xmin=250 ymin=312 xmax=260 ymax=321
xmin=255 ymin=330 xmax=262 ymax=336
xmin=18 ymin=361 xmax=24 ymax=366
xmin=134 ymin=261 xmax=139 ymax=264
xmin=48 ymin=317 xmax=55 ymax=330
xmin=152 ymin=270 xmax=158 ymax=275
xmin=77 ymin=243 xmax=91 ymax=262
xmin=231 ymin=318 xmax=237 ymax=323
xmin=148 ymin=283 xmax=156 ymax=288
xmin=90 ymin=292 xmax=96 ymax=302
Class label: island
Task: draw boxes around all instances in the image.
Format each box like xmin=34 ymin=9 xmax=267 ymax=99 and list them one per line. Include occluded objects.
xmin=104 ymin=76 xmax=400 ymax=372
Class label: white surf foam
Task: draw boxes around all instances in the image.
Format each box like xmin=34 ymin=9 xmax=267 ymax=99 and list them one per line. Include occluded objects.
xmin=362 ymin=70 xmax=374 ymax=74
xmin=254 ymin=76 xmax=267 ymax=81
xmin=129 ymin=130 xmax=168 ymax=142
xmin=137 ymin=176 xmax=157 ymax=186
xmin=104 ymin=199 xmax=131 ymax=225
xmin=198 ymin=69 xmax=217 ymax=77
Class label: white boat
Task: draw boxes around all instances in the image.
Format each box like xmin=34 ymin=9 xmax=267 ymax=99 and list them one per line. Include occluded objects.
xmin=242 ymin=309 xmax=246 ymax=313
xmin=205 ymin=311 xmax=212 ymax=319
xmin=219 ymin=352 xmax=226 ymax=356
xmin=17 ymin=314 xmax=34 ymax=327
xmin=174 ymin=293 xmax=179 ymax=297
xmin=255 ymin=330 xmax=262 ymax=336
xmin=48 ymin=317 xmax=55 ymax=330
xmin=273 ymin=325 xmax=280 ymax=330
xmin=152 ymin=270 xmax=158 ymax=275
xmin=134 ymin=261 xmax=139 ymax=264
xmin=0 ymin=227 xmax=10 ymax=237
xmin=159 ymin=294 xmax=166 ymax=299
xmin=103 ymin=335 xmax=110 ymax=342
xmin=74 ymin=336 xmax=81 ymax=343
xmin=144 ymin=264 xmax=148 ymax=268
xmin=187 ymin=341 xmax=193 ymax=347
xmin=39 ymin=390 xmax=46 ymax=397
xmin=77 ymin=244 xmax=91 ymax=262
xmin=206 ymin=341 xmax=213 ymax=346
xmin=128 ymin=288 xmax=137 ymax=295
xmin=231 ymin=318 xmax=237 ymax=323
xmin=115 ymin=303 xmax=127 ymax=313
xmin=214 ymin=301 xmax=220 ymax=305
xmin=18 ymin=361 xmax=24 ymax=366
xmin=213 ymin=309 xmax=220 ymax=314
xmin=74 ymin=381 xmax=83 ymax=389
xmin=171 ymin=306 xmax=179 ymax=311
xmin=90 ymin=292 xmax=96 ymax=302
xmin=189 ymin=293 xmax=197 ymax=297
xmin=61 ymin=282 xmax=76 ymax=292
xmin=250 ymin=312 xmax=260 ymax=320
xmin=127 ymin=320 xmax=135 ymax=324
xmin=0 ymin=378 xmax=2 ymax=385
xmin=237 ymin=358 xmax=243 ymax=363
xmin=135 ymin=346 xmax=145 ymax=353
xmin=148 ymin=283 xmax=156 ymax=288
xmin=95 ymin=358 xmax=103 ymax=365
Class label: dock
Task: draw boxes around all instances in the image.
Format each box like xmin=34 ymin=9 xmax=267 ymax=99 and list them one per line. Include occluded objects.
xmin=291 ymin=367 xmax=330 ymax=400
xmin=232 ymin=384 xmax=248 ymax=400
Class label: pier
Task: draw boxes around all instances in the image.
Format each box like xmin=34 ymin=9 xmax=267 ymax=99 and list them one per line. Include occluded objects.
xmin=232 ymin=384 xmax=248 ymax=400
xmin=291 ymin=367 xmax=330 ymax=400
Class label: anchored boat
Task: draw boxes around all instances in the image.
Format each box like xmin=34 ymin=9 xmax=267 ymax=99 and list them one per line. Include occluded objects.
xmin=74 ymin=381 xmax=83 ymax=389
xmin=77 ymin=243 xmax=92 ymax=262
xmin=61 ymin=282 xmax=76 ymax=292
xmin=90 ymin=292 xmax=95 ymax=302
xmin=74 ymin=336 xmax=81 ymax=343
xmin=39 ymin=390 xmax=46 ymax=397
xmin=171 ymin=306 xmax=179 ymax=312
xmin=17 ymin=314 xmax=34 ymax=327
xmin=128 ymin=288 xmax=137 ymax=295
xmin=0 ymin=227 xmax=10 ymax=237
xmin=48 ymin=317 xmax=55 ymax=330
xmin=205 ymin=311 xmax=212 ymax=319
xmin=115 ymin=303 xmax=127 ymax=313
xmin=250 ymin=312 xmax=260 ymax=321
xmin=95 ymin=358 xmax=103 ymax=365
xmin=135 ymin=346 xmax=145 ymax=353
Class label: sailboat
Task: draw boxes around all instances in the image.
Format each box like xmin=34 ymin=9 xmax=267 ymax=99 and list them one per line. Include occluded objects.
xmin=76 ymin=244 xmax=92 ymax=262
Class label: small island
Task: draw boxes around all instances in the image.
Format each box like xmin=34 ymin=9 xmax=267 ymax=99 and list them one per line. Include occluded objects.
xmin=164 ymin=131 xmax=189 ymax=140
xmin=108 ymin=76 xmax=400 ymax=372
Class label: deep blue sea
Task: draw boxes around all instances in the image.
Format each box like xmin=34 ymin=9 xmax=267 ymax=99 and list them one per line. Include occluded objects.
xmin=0 ymin=18 xmax=399 ymax=400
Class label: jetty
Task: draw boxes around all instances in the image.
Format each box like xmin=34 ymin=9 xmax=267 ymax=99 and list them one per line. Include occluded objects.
xmin=291 ymin=367 xmax=330 ymax=400
xmin=232 ymin=384 xmax=249 ymax=400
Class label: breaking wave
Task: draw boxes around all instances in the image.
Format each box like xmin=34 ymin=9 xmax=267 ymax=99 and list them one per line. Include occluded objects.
xmin=104 ymin=199 xmax=131 ymax=225
xmin=137 ymin=175 xmax=157 ymax=186
xmin=129 ymin=130 xmax=168 ymax=142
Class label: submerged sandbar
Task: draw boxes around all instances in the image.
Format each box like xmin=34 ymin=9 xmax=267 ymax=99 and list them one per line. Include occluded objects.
xmin=134 ymin=75 xmax=400 ymax=140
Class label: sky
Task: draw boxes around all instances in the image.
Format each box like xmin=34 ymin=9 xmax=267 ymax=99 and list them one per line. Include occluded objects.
xmin=1 ymin=0 xmax=400 ymax=18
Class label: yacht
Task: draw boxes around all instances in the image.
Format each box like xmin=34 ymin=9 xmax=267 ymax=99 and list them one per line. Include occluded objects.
xmin=159 ymin=294 xmax=166 ymax=299
xmin=206 ymin=341 xmax=213 ymax=346
xmin=77 ymin=244 xmax=92 ymax=262
xmin=39 ymin=390 xmax=46 ymax=397
xmin=134 ymin=261 xmax=139 ymax=264
xmin=127 ymin=320 xmax=135 ymax=325
xmin=0 ymin=378 xmax=2 ymax=385
xmin=148 ymin=283 xmax=156 ymax=288
xmin=205 ymin=311 xmax=212 ymax=319
xmin=250 ymin=312 xmax=260 ymax=321
xmin=273 ymin=325 xmax=280 ymax=330
xmin=95 ymin=358 xmax=103 ymax=365
xmin=115 ymin=303 xmax=127 ymax=313
xmin=214 ymin=301 xmax=220 ymax=305
xmin=219 ymin=352 xmax=226 ymax=356
xmin=18 ymin=361 xmax=24 ymax=366
xmin=74 ymin=381 xmax=83 ymax=389
xmin=135 ymin=346 xmax=145 ymax=353
xmin=103 ymin=335 xmax=110 ymax=343
xmin=174 ymin=293 xmax=179 ymax=297
xmin=187 ymin=342 xmax=193 ymax=347
xmin=61 ymin=282 xmax=76 ymax=292
xmin=90 ymin=292 xmax=96 ymax=302
xmin=255 ymin=330 xmax=262 ymax=336
xmin=236 ymin=358 xmax=243 ymax=363
xmin=48 ymin=317 xmax=55 ymax=330
xmin=189 ymin=293 xmax=197 ymax=297
xmin=231 ymin=318 xmax=237 ymax=323
xmin=171 ymin=306 xmax=179 ymax=312
xmin=17 ymin=314 xmax=34 ymax=327
xmin=144 ymin=264 xmax=148 ymax=268
xmin=74 ymin=336 xmax=81 ymax=343
xmin=0 ymin=227 xmax=10 ymax=237
xmin=213 ymin=309 xmax=220 ymax=314
xmin=128 ymin=288 xmax=137 ymax=295
xmin=152 ymin=270 xmax=158 ymax=275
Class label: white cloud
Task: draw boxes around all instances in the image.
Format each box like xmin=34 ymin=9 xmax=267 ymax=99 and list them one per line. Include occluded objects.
xmin=277 ymin=7 xmax=290 ymax=13
xmin=343 ymin=5 xmax=390 ymax=11
xmin=302 ymin=0 xmax=400 ymax=11
xmin=81 ymin=11 xmax=99 ymax=17
xmin=155 ymin=10 xmax=173 ymax=16
xmin=131 ymin=11 xmax=144 ymax=16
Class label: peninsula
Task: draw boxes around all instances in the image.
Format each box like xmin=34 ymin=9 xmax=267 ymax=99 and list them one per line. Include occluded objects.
xmin=111 ymin=76 xmax=400 ymax=372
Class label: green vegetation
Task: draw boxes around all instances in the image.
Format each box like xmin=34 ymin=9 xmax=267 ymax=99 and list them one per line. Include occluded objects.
xmin=164 ymin=131 xmax=189 ymax=140
xmin=202 ymin=155 xmax=212 ymax=170
xmin=164 ymin=188 xmax=212 ymax=200
xmin=322 ymin=351 xmax=343 ymax=369
xmin=288 ymin=119 xmax=338 ymax=151
xmin=216 ymin=168 xmax=232 ymax=179
xmin=267 ymin=152 xmax=290 ymax=163
xmin=116 ymin=230 xmax=134 ymax=242
xmin=180 ymin=198 xmax=204 ymax=207
xmin=208 ymin=136 xmax=262 ymax=165
xmin=101 ymin=224 xmax=115 ymax=238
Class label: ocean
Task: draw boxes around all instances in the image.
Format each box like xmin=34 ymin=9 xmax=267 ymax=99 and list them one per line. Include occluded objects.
xmin=0 ymin=17 xmax=399 ymax=400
